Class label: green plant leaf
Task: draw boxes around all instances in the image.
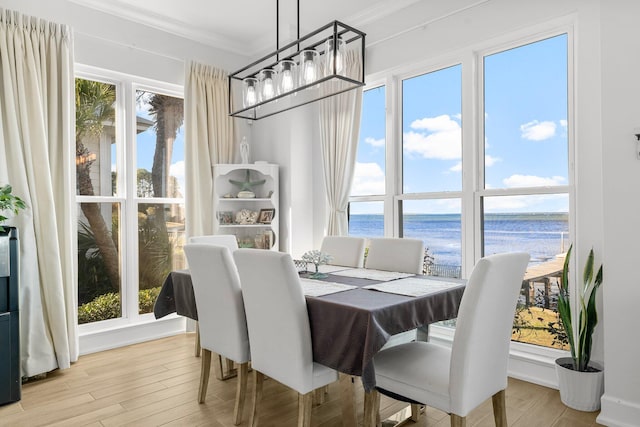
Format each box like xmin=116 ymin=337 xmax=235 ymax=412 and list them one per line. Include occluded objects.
xmin=557 ymin=244 xmax=603 ymax=371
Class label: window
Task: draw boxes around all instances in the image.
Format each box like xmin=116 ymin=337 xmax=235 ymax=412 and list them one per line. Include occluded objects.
xmin=481 ymin=34 xmax=570 ymax=349
xmin=400 ymin=65 xmax=462 ymax=277
xmin=354 ymin=31 xmax=571 ymax=350
xmin=76 ymin=74 xmax=186 ymax=325
xmin=349 ymin=86 xmax=386 ymax=237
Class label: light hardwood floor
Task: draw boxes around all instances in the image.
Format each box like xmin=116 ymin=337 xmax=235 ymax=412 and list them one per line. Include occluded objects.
xmin=0 ymin=334 xmax=603 ymax=427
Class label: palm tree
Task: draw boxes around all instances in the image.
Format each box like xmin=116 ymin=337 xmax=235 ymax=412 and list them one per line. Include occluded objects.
xmin=75 ymin=79 xmax=120 ymax=292
xmin=132 ymin=93 xmax=184 ymax=291
xmin=148 ymin=94 xmax=184 ymax=199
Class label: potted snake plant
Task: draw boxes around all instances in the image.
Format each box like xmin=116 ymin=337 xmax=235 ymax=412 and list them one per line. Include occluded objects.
xmin=555 ymin=244 xmax=604 ymax=411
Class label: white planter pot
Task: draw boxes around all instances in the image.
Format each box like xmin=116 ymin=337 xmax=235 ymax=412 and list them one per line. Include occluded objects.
xmin=555 ymin=357 xmax=604 ymax=411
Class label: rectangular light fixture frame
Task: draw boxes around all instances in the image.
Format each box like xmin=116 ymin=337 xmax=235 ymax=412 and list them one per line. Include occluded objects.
xmin=228 ymin=20 xmax=365 ymax=120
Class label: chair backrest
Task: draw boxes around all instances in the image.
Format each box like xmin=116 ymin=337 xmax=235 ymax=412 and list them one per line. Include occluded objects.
xmin=233 ymin=249 xmax=316 ymax=394
xmin=320 ymin=236 xmax=366 ymax=268
xmin=184 ymin=244 xmax=250 ymax=363
xmin=188 ymin=234 xmax=239 ymax=251
xmin=365 ymin=237 xmax=424 ymax=274
xmin=449 ymin=252 xmax=530 ymax=415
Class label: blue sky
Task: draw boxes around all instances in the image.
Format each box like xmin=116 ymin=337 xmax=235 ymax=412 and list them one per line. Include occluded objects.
xmin=352 ymin=34 xmax=568 ymax=214
xmin=130 ymin=93 xmax=186 ymax=196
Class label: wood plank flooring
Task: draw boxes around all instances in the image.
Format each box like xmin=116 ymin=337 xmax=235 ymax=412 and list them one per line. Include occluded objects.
xmin=0 ymin=334 xmax=603 ymax=427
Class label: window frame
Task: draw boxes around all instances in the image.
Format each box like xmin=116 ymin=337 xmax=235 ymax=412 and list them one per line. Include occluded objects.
xmin=76 ymin=64 xmax=185 ymax=334
xmin=351 ymin=25 xmax=575 ymax=356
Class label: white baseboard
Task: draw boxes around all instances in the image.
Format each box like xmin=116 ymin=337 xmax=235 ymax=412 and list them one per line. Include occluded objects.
xmin=507 ymin=342 xmax=568 ymax=389
xmin=79 ymin=315 xmax=187 ymax=355
xmin=597 ymin=395 xmax=640 ymax=427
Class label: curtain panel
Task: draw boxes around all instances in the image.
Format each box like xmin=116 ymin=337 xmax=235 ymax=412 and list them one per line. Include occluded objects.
xmin=0 ymin=9 xmax=77 ymax=376
xmin=185 ymin=61 xmax=236 ymax=238
xmin=319 ymin=51 xmax=363 ymax=236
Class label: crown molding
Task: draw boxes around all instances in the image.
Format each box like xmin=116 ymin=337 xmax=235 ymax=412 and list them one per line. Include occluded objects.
xmin=69 ymin=0 xmax=250 ymax=54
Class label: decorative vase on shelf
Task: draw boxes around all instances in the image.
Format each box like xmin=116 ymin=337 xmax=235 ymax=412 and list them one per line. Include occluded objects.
xmin=301 ymin=250 xmax=333 ymax=279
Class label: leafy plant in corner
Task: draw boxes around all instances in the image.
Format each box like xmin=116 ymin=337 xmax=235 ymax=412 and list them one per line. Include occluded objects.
xmin=0 ymin=185 xmax=27 ymax=232
xmin=557 ymin=244 xmax=603 ymax=372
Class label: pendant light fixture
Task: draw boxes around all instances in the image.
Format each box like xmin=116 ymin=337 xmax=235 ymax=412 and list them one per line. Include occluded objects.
xmin=229 ymin=0 xmax=365 ymax=120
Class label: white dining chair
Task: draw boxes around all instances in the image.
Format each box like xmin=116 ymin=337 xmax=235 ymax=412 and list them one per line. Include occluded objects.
xmin=184 ymin=244 xmax=250 ymax=425
xmin=187 ymin=234 xmax=238 ymax=358
xmin=233 ymin=249 xmax=339 ymax=427
xmin=189 ymin=234 xmax=239 ymax=251
xmin=364 ymin=252 xmax=530 ymax=427
xmin=320 ymin=236 xmax=366 ymax=268
xmin=365 ymin=237 xmax=424 ymax=275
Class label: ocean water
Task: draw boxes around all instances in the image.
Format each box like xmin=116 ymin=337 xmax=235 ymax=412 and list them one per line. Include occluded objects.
xmin=349 ymin=213 xmax=569 ymax=266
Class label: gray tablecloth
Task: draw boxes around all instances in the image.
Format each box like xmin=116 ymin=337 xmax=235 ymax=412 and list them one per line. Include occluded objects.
xmin=153 ymin=270 xmax=198 ymax=321
xmin=301 ymin=272 xmax=464 ymax=390
xmin=154 ymin=269 xmax=465 ymax=391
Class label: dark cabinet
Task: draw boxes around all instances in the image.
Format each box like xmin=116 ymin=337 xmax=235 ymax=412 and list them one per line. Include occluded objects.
xmin=0 ymin=227 xmax=20 ymax=405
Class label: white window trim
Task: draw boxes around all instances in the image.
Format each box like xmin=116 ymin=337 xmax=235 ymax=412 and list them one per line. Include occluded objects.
xmin=352 ymin=20 xmax=576 ymax=387
xmin=75 ymin=65 xmax=187 ymax=353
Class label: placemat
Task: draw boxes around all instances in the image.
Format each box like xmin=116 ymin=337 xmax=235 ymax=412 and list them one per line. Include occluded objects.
xmin=300 ymin=278 xmax=357 ymax=297
xmin=330 ymin=268 xmax=415 ymax=281
xmin=363 ymin=277 xmax=462 ymax=297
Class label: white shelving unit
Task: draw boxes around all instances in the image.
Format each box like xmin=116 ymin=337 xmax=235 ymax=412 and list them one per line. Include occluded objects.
xmin=213 ymin=163 xmax=279 ymax=250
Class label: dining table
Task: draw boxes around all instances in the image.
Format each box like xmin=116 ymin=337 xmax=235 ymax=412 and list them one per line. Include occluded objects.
xmin=154 ymin=264 xmax=465 ymax=425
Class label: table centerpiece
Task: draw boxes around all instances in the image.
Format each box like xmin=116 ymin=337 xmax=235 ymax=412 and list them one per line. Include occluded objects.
xmin=301 ymin=250 xmax=333 ymax=279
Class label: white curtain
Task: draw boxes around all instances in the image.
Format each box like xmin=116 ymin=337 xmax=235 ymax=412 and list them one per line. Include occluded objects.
xmin=0 ymin=9 xmax=77 ymax=376
xmin=185 ymin=61 xmax=235 ymax=238
xmin=319 ymin=51 xmax=363 ymax=236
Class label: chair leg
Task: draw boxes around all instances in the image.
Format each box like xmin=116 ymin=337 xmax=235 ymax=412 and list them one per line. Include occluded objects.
xmin=492 ymin=389 xmax=508 ymax=427
xmin=363 ymin=389 xmax=380 ymax=427
xmin=249 ymin=370 xmax=264 ymax=427
xmin=411 ymin=403 xmax=423 ymax=421
xmin=195 ymin=322 xmax=201 ymax=357
xmin=233 ymin=362 xmax=249 ymax=425
xmin=297 ymin=392 xmax=313 ymax=427
xmin=313 ymin=387 xmax=325 ymax=405
xmin=198 ymin=349 xmax=212 ymax=403
xmin=450 ymin=414 xmax=466 ymax=427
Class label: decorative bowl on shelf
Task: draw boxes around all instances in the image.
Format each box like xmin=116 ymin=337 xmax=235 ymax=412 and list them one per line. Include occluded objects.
xmin=237 ymin=191 xmax=256 ymax=198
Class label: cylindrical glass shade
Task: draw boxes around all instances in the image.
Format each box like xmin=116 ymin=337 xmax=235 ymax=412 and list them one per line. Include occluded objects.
xmin=258 ymin=68 xmax=276 ymax=102
xmin=242 ymin=77 xmax=258 ymax=108
xmin=299 ymin=49 xmax=319 ymax=86
xmin=324 ymin=36 xmax=345 ymax=75
xmin=277 ymin=59 xmax=297 ymax=95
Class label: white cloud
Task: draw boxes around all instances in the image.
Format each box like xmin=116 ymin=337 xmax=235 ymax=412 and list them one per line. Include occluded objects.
xmin=411 ymin=114 xmax=460 ymax=132
xmin=404 ymin=115 xmax=461 ymax=160
xmin=483 ymin=193 xmax=568 ymax=213
xmin=351 ymin=162 xmax=385 ymax=196
xmin=485 ymin=155 xmax=500 ymax=167
xmin=502 ymin=174 xmax=565 ymax=188
xmin=170 ymin=160 xmax=185 ymax=196
xmin=520 ymin=120 xmax=557 ymax=141
xmin=364 ymin=137 xmax=385 ymax=147
xmin=449 ymin=162 xmax=462 ymax=172
xmin=483 ymin=195 xmax=531 ymax=211
xmin=560 ymin=119 xmax=568 ymax=128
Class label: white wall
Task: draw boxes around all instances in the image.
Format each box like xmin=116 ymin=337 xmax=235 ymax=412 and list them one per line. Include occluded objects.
xmin=249 ymin=104 xmax=320 ymax=256
xmin=599 ymin=1 xmax=640 ymax=425
xmin=0 ymin=0 xmax=247 ymax=84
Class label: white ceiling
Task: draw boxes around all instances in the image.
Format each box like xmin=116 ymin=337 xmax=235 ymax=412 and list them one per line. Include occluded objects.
xmin=70 ymin=0 xmax=423 ymax=56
